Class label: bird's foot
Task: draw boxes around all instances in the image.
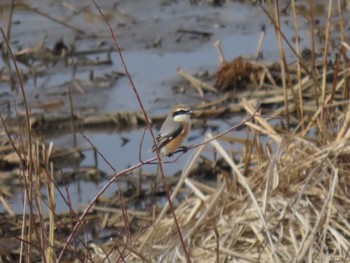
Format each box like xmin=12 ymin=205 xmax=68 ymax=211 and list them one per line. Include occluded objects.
xmin=179 ymin=146 xmax=188 ymax=153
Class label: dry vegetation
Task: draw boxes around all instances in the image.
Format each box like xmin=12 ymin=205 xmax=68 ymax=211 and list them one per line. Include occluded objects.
xmin=1 ymin=0 xmax=350 ymax=262
xmin=126 ymin=98 xmax=350 ymax=262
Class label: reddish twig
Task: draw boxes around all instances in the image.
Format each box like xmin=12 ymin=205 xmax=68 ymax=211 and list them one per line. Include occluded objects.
xmin=81 ymin=133 xmax=130 ymax=260
xmin=57 ymin=1 xmax=263 ymax=261
xmin=57 ymin=155 xmax=158 ymax=261
xmin=60 ymin=1 xmax=190 ymax=262
xmin=0 ymin=27 xmax=36 ymax=261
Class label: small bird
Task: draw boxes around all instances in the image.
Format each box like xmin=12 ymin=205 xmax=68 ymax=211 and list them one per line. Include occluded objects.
xmin=152 ymin=104 xmax=192 ymax=158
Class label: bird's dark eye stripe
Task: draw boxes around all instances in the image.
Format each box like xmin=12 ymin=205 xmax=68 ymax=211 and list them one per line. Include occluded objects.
xmin=172 ymin=109 xmax=191 ymax=117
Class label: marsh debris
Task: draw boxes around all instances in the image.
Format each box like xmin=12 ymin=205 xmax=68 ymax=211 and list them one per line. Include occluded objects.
xmin=2 ymin=0 xmax=350 ymax=262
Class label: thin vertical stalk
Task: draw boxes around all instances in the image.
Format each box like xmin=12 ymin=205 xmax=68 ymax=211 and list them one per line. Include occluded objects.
xmin=338 ymin=0 xmax=348 ymax=101
xmin=90 ymin=1 xmax=190 ymax=262
xmin=45 ymin=162 xmax=56 ymax=263
xmin=3 ymin=1 xmax=15 ymax=91
xmin=6 ymin=0 xmax=14 ymax=43
xmin=67 ymin=81 xmax=77 ymax=148
xmin=291 ymin=0 xmax=304 ymax=127
xmin=0 ymin=27 xmax=34 ymax=263
xmin=273 ymin=0 xmax=290 ymax=129
xmin=307 ymin=0 xmax=319 ymax=106
xmin=321 ymin=0 xmax=333 ymax=108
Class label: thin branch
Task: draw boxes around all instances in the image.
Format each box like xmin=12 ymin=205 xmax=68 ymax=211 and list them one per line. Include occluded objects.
xmin=0 ymin=27 xmax=35 ymax=262
xmin=19 ymin=3 xmax=86 ymax=35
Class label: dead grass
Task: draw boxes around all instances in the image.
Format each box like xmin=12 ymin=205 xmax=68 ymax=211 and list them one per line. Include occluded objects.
xmin=1 ymin=0 xmax=350 ymax=262
xmin=115 ymin=98 xmax=350 ymax=262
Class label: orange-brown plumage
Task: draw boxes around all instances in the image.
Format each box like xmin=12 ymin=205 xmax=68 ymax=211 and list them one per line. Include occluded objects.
xmin=152 ymin=104 xmax=192 ymax=157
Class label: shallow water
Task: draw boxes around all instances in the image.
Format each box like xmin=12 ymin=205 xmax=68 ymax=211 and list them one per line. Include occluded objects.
xmin=1 ymin=0 xmax=340 ymax=214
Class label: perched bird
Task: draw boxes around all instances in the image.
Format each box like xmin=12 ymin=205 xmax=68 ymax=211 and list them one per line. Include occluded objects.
xmin=152 ymin=104 xmax=192 ymax=158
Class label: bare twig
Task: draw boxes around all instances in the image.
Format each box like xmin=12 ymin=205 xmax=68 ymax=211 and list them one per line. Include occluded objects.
xmin=19 ymin=3 xmax=87 ymax=35
xmin=0 ymin=27 xmax=35 ymax=262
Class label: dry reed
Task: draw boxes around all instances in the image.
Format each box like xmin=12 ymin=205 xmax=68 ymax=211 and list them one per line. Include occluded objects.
xmin=2 ymin=1 xmax=350 ymax=262
xmin=121 ymin=99 xmax=350 ymax=262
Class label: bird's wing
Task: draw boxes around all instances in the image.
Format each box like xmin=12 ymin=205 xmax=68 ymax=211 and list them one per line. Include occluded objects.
xmin=152 ymin=120 xmax=182 ymax=151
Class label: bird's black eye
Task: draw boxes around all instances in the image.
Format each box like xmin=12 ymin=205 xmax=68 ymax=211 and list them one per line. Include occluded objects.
xmin=172 ymin=109 xmax=191 ymax=117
